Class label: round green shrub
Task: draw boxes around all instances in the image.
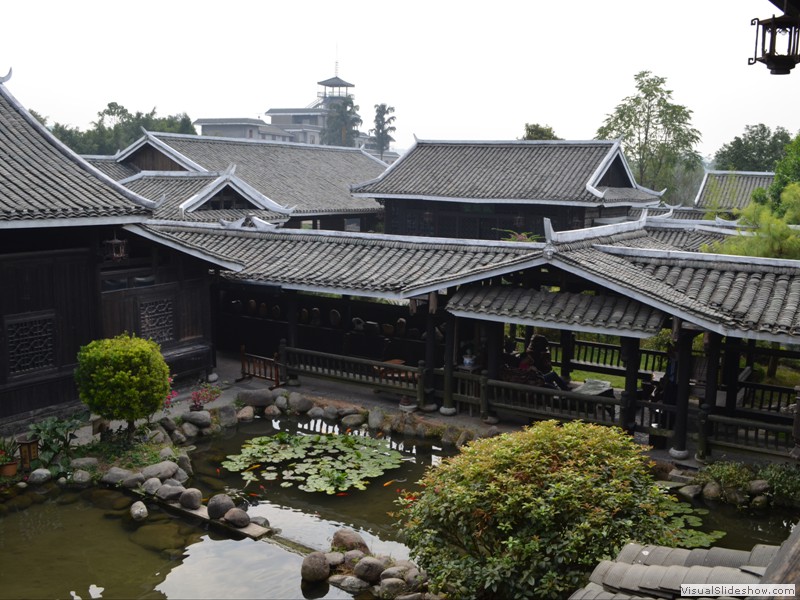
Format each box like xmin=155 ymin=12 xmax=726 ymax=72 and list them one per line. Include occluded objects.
xmin=75 ymin=333 xmax=169 ymax=438
xmin=394 ymin=420 xmax=679 ymax=599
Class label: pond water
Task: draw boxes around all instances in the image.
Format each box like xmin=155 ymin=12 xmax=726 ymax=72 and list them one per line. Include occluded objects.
xmin=0 ymin=416 xmax=796 ymax=600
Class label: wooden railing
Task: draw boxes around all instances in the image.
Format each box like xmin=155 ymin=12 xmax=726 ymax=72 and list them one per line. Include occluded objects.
xmin=548 ymin=340 xmax=668 ymax=378
xmin=239 ymin=345 xmax=800 ymax=459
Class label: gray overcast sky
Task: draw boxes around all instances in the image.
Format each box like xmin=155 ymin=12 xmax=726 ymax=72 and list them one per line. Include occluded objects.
xmin=2 ymin=0 xmax=798 ymax=159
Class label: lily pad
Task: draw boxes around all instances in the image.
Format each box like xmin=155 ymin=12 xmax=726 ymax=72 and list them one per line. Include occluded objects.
xmin=222 ymin=431 xmax=403 ymax=494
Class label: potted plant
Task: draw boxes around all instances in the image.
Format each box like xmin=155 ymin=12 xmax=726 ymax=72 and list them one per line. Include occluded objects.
xmin=0 ymin=436 xmax=19 ymax=477
xmin=190 ymin=382 xmax=222 ymax=411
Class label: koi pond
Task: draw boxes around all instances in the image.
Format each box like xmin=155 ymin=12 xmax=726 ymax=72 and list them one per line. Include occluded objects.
xmin=0 ymin=416 xmax=796 ymax=599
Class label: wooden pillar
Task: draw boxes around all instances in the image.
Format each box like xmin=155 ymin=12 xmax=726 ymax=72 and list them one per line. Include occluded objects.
xmin=620 ymin=337 xmax=640 ymax=434
xmin=286 ymin=291 xmax=298 ymax=349
xmin=487 ymin=321 xmax=502 ymax=380
xmin=441 ymin=313 xmax=457 ymax=415
xmin=724 ymin=336 xmax=741 ymax=415
xmin=560 ymin=329 xmax=575 ymax=382
xmin=425 ymin=298 xmax=436 ymax=370
xmin=670 ymin=330 xmax=696 ymax=459
xmin=704 ymin=332 xmax=722 ymax=411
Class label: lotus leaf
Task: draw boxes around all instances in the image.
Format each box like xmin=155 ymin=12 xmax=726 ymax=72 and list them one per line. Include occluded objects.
xmin=222 ymin=431 xmax=403 ymax=494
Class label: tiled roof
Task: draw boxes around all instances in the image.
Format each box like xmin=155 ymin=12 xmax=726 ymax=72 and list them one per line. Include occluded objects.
xmin=144 ymin=133 xmax=385 ymax=215
xmin=569 ymin=542 xmax=776 ymax=599
xmin=0 ymin=84 xmax=152 ymax=226
xmin=556 ymin=244 xmax=800 ymax=340
xmin=135 ymin=224 xmax=544 ymax=298
xmin=83 ymin=156 xmax=140 ymax=181
xmin=447 ymin=285 xmax=666 ymax=337
xmin=121 ymin=171 xmax=290 ymax=223
xmin=351 ymin=140 xmax=661 ymax=206
xmin=694 ymin=171 xmax=774 ymax=210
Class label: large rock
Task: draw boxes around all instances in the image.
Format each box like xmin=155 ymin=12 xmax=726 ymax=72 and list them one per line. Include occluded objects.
xmin=142 ymin=477 xmax=163 ymax=495
xmin=341 ymin=413 xmax=366 ymax=429
xmin=379 ymin=577 xmax=408 ymax=598
xmin=121 ymin=472 xmax=145 ymax=489
xmin=301 ymin=551 xmax=330 ymax=583
xmin=130 ymin=500 xmax=149 ymax=521
xmin=323 ymin=406 xmax=340 ymax=421
xmin=288 ymin=392 xmax=314 ymax=415
xmin=176 ymin=454 xmax=193 ymax=476
xmin=155 ymin=483 xmax=186 ymax=501
xmin=702 ymin=481 xmax=722 ymax=501
xmin=179 ymin=488 xmax=203 ymax=510
xmin=217 ymin=404 xmax=238 ymax=428
xmin=237 ymin=406 xmax=255 ymax=422
xmin=181 ymin=421 xmax=200 ymax=438
xmin=207 ymin=493 xmax=235 ymax=519
xmin=71 ymin=457 xmax=99 ymax=470
xmin=182 ymin=410 xmax=213 ymax=428
xmin=101 ymin=466 xmax=134 ymax=485
xmin=129 ymin=522 xmax=186 ymax=552
xmin=142 ymin=460 xmax=179 ymax=481
xmin=328 ymin=575 xmax=371 ymax=594
xmin=237 ymin=389 xmax=276 ymax=407
xmin=70 ymin=469 xmax=93 ymax=489
xmin=223 ymin=507 xmax=250 ymax=528
xmin=332 ymin=528 xmax=370 ymax=554
xmin=27 ymin=468 xmax=53 ymax=485
xmin=749 ymin=479 xmax=770 ymax=496
xmin=353 ymin=556 xmax=385 ymax=583
xmin=158 ymin=416 xmax=178 ymax=433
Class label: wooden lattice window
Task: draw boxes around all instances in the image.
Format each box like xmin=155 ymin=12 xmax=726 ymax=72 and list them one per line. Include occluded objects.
xmin=4 ymin=311 xmax=56 ymax=376
xmin=139 ymin=297 xmax=175 ymax=344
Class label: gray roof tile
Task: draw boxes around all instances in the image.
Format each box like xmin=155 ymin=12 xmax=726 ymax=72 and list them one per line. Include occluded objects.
xmin=138 ymin=225 xmax=542 ymax=298
xmin=695 ymin=171 xmax=774 ymax=210
xmin=352 ymin=140 xmax=660 ymax=205
xmin=0 ymin=84 xmax=151 ymax=225
xmin=148 ymin=133 xmax=385 ymax=215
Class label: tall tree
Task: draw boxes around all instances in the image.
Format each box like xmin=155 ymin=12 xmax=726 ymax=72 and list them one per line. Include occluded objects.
xmin=762 ymin=132 xmax=800 ymax=214
xmin=37 ymin=102 xmax=196 ymax=154
xmin=321 ymin=95 xmax=362 ymax=147
xmin=596 ymin=71 xmax=702 ymax=203
xmin=713 ymin=124 xmax=792 ymax=172
xmin=521 ymin=122 xmax=561 ymax=140
xmin=369 ymin=103 xmax=396 ymax=160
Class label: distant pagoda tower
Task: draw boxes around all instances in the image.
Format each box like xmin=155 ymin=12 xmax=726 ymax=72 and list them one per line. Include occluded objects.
xmin=316 ymin=75 xmax=355 ymax=108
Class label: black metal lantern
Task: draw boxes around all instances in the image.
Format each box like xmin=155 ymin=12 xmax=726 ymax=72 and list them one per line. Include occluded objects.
xmin=749 ymin=13 xmax=800 ymax=74
xmin=102 ymin=232 xmax=128 ymax=262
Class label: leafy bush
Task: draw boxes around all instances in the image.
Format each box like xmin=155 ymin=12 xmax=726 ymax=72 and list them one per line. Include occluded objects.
xmin=757 ymin=462 xmax=800 ymax=504
xmin=695 ymin=461 xmax=754 ymax=491
xmin=394 ymin=420 xmax=679 ymax=599
xmin=74 ymin=333 xmax=170 ymax=441
xmin=28 ymin=414 xmax=84 ymax=475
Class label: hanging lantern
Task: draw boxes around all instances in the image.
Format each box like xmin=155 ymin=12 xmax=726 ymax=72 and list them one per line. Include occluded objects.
xmin=749 ymin=13 xmax=800 ymax=74
xmin=102 ymin=231 xmax=128 ymax=262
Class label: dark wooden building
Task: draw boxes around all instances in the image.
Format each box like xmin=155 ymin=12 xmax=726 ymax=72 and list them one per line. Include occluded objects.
xmin=351 ymin=140 xmax=662 ymax=240
xmin=0 ymin=78 xmax=224 ymax=421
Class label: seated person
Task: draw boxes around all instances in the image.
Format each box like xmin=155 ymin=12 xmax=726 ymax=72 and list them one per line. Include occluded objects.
xmin=519 ymin=338 xmax=570 ymax=391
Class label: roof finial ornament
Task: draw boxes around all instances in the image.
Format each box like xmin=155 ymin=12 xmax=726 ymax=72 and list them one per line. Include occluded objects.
xmin=0 ymin=67 xmax=12 ymax=83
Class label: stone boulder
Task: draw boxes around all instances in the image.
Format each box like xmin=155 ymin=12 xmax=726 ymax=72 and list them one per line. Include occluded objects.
xmin=207 ymin=493 xmax=235 ymax=519
xmin=223 ymin=507 xmax=250 ymax=528
xmin=100 ymin=466 xmax=134 ymax=485
xmin=130 ymin=500 xmax=149 ymax=521
xmin=181 ymin=421 xmax=200 ymax=438
xmin=217 ymin=404 xmax=238 ymax=428
xmin=301 ymin=551 xmax=330 ymax=583
xmin=237 ymin=406 xmax=255 ymax=422
xmin=353 ymin=556 xmax=385 ymax=583
xmin=328 ymin=575 xmax=371 ymax=594
xmin=142 ymin=477 xmax=163 ymax=495
xmin=341 ymin=413 xmax=366 ymax=429
xmin=182 ymin=410 xmax=213 ymax=428
xmin=155 ymin=484 xmax=186 ymax=502
xmin=237 ymin=389 xmax=276 ymax=407
xmin=179 ymin=488 xmax=203 ymax=510
xmin=142 ymin=460 xmax=179 ymax=481
xmin=332 ymin=528 xmax=370 ymax=554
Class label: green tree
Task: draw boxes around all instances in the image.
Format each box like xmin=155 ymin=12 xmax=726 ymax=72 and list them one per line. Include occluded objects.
xmin=703 ymin=185 xmax=800 ymax=259
xmin=713 ymin=123 xmax=792 ymax=172
xmin=74 ymin=333 xmax=170 ymax=442
xmin=38 ymin=102 xmax=196 ymax=155
xmin=321 ymin=95 xmax=362 ymax=147
xmin=596 ymin=71 xmax=702 ymax=203
xmin=521 ymin=122 xmax=561 ymax=140
xmin=763 ymin=132 xmax=800 ymax=214
xmin=369 ymin=103 xmax=396 ymax=161
xmin=395 ymin=421 xmax=680 ymax=599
